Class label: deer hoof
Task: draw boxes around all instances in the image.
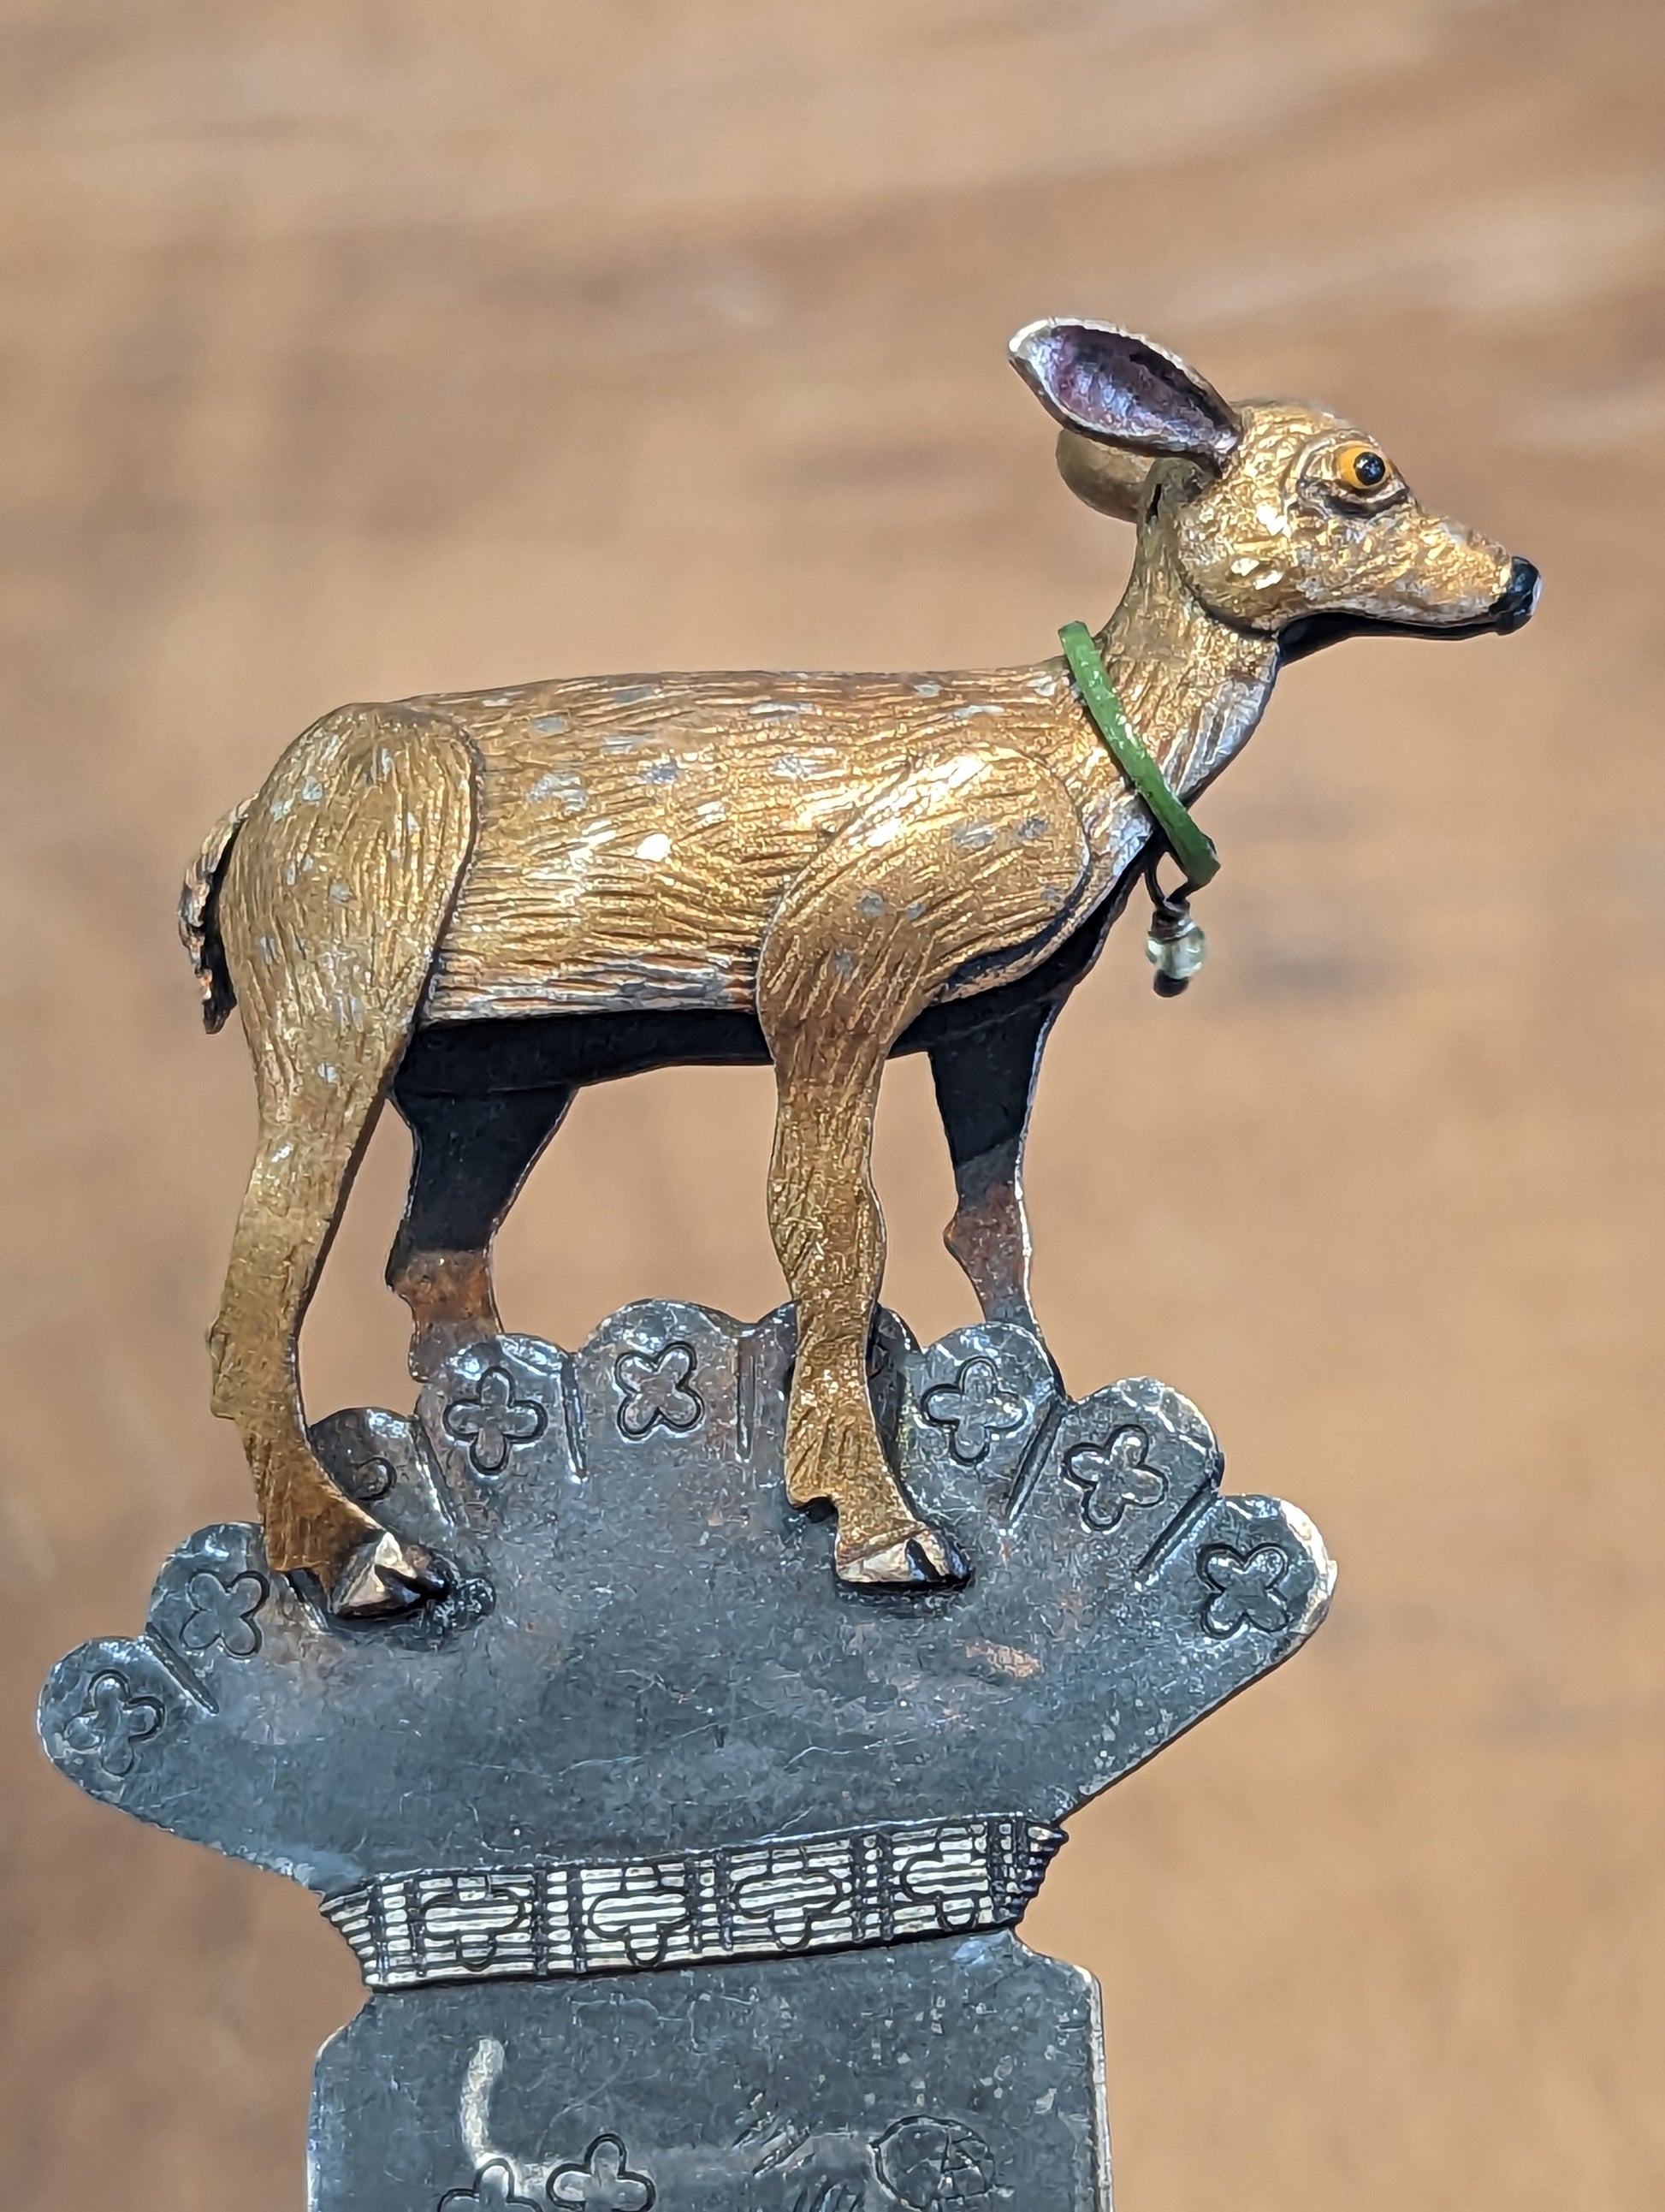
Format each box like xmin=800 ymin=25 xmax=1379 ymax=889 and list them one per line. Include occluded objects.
xmin=836 ymin=1523 xmax=969 ymax=1590
xmin=329 ymin=1531 xmax=448 ymax=1618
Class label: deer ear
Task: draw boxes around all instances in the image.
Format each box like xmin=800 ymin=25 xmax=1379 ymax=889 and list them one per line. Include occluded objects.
xmin=1011 ymin=319 xmax=1240 ymax=467
xmin=1055 ymin=429 xmax=1151 ymax=522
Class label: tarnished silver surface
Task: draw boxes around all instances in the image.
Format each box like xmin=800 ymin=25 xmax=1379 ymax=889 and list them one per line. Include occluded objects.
xmin=313 ymin=1940 xmax=1109 ymax=2212
xmin=40 ymin=1302 xmax=1332 ymax=2210
xmin=320 ymin=1814 xmax=1068 ymax=1987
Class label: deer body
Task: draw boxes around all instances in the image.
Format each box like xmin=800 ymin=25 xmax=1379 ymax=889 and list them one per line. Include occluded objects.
xmin=429 ymin=665 xmax=1114 ymax=1024
xmin=421 ymin=573 xmax=1275 ymax=1025
xmin=188 ymin=333 xmax=1535 ymax=1615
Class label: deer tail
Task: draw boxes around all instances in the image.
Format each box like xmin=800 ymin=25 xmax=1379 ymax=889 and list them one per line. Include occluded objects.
xmin=180 ymin=797 xmax=252 ymax=1033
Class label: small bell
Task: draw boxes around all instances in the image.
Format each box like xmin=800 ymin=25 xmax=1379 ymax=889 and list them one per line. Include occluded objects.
xmin=1147 ymin=903 xmax=1207 ymax=997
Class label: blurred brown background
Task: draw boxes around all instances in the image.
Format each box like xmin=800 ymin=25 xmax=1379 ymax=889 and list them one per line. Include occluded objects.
xmin=2 ymin=3 xmax=1662 ymax=2206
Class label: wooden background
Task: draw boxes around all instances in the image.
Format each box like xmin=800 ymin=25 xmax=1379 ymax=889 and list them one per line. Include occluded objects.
xmin=3 ymin=3 xmax=1662 ymax=2206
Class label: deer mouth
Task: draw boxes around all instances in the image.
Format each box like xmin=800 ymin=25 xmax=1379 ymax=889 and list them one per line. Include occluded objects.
xmin=1277 ymin=555 xmax=1540 ymax=663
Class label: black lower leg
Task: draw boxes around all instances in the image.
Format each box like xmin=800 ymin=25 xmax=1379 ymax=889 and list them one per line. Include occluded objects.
xmin=929 ymin=1003 xmax=1057 ymax=1329
xmin=387 ymin=1081 xmax=574 ymax=1361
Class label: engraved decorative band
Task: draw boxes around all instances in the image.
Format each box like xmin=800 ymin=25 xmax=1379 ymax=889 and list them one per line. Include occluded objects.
xmin=322 ymin=1814 xmax=1065 ymax=1989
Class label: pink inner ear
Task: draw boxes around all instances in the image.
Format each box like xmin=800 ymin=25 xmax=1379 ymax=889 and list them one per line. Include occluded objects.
xmin=1015 ymin=322 xmax=1238 ymax=464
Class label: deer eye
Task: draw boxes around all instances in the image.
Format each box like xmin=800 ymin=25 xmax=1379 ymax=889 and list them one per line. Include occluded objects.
xmin=1331 ymin=442 xmax=1395 ymax=497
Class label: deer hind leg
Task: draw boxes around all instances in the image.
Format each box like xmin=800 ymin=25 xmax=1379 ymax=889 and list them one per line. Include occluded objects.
xmin=757 ymin=747 xmax=1090 ymax=1586
xmin=387 ymin=1080 xmax=575 ymax=1379
xmin=211 ymin=701 xmax=476 ymax=1614
xmin=211 ymin=1085 xmax=425 ymax=1610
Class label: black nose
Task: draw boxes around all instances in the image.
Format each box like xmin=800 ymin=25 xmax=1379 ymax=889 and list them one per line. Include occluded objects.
xmin=1492 ymin=554 xmax=1541 ymax=633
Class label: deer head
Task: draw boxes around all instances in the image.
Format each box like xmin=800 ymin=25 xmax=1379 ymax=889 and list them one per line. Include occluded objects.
xmin=1011 ymin=318 xmax=1538 ymax=662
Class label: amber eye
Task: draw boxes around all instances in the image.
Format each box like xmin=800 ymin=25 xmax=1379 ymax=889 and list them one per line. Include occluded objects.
xmin=1334 ymin=442 xmax=1391 ymax=495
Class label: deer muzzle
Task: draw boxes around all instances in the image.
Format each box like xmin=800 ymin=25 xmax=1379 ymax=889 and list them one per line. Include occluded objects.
xmin=1278 ymin=551 xmax=1541 ymax=662
xmin=1491 ymin=554 xmax=1542 ymax=634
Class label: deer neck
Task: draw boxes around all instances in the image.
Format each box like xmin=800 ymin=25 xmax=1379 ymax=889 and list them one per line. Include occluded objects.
xmin=1091 ymin=537 xmax=1279 ymax=803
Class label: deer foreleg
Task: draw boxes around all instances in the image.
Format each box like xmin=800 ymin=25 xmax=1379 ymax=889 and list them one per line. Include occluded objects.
xmin=930 ymin=1001 xmax=1058 ymax=1333
xmin=764 ymin=1044 xmax=951 ymax=1580
xmin=757 ymin=745 xmax=1090 ymax=1586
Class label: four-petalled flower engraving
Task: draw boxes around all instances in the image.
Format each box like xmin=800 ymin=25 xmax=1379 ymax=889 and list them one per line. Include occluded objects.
xmin=444 ymin=1365 xmax=548 ymax=1477
xmin=179 ymin=1568 xmax=267 ymax=1658
xmin=586 ymin=1867 xmax=692 ymax=1966
xmin=420 ymin=1875 xmax=530 ymax=1971
xmin=1198 ymin=1544 xmax=1293 ymax=1637
xmin=438 ymin=2159 xmax=543 ymax=2212
xmin=614 ymin=1343 xmax=703 ymax=1439
xmin=919 ymin=1358 xmax=1026 ymax=1466
xmin=1062 ymin=1425 xmax=1169 ymax=1532
xmin=548 ymin=2134 xmax=656 ymax=2212
xmin=894 ymin=1831 xmax=990 ymax=1933
xmin=729 ymin=1848 xmax=845 ymax=1950
xmin=63 ymin=1672 xmax=164 ymax=1777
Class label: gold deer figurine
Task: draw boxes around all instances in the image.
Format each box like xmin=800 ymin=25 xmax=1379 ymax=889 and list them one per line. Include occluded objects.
xmin=181 ymin=320 xmax=1538 ymax=1615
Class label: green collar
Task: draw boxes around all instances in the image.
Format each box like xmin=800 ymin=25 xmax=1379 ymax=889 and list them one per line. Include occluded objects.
xmin=1058 ymin=622 xmax=1220 ymax=890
